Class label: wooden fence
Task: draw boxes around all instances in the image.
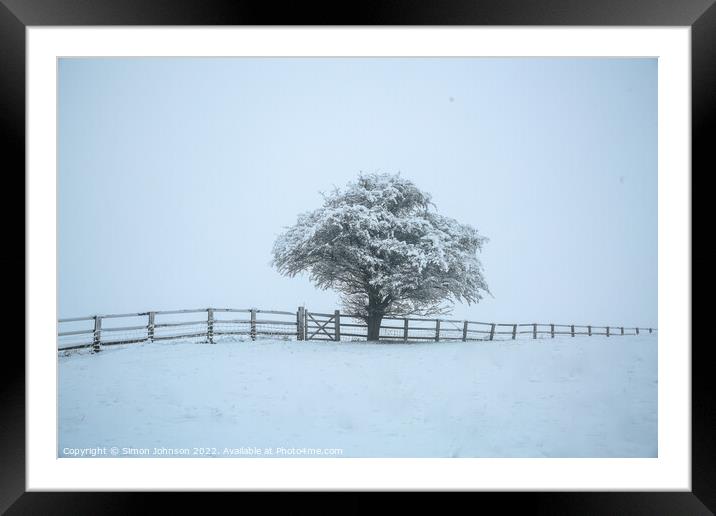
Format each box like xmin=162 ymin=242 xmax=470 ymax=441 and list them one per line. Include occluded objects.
xmin=57 ymin=307 xmax=657 ymax=353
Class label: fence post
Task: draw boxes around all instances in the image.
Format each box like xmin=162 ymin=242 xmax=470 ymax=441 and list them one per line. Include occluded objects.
xmin=250 ymin=308 xmax=257 ymax=341
xmin=403 ymin=319 xmax=409 ymax=342
xmin=462 ymin=321 xmax=468 ymax=341
xmin=588 ymin=325 xmax=592 ymax=336
xmin=570 ymin=324 xmax=575 ymax=337
xmin=636 ymin=327 xmax=640 ymax=335
xmin=435 ymin=319 xmax=441 ymax=342
xmin=606 ymin=326 xmax=610 ymax=337
xmin=148 ymin=312 xmax=155 ymax=343
xmin=334 ymin=310 xmax=341 ymax=342
xmin=532 ymin=323 xmax=537 ymax=339
xmin=621 ymin=326 xmax=624 ymax=335
xmin=92 ymin=315 xmax=102 ymax=353
xmin=512 ymin=324 xmax=517 ymax=340
xmin=550 ymin=324 xmax=555 ymax=338
xmin=489 ymin=323 xmax=495 ymax=341
xmin=297 ymin=307 xmax=305 ymax=340
xmin=207 ymin=308 xmax=214 ymax=344
xmin=304 ymin=309 xmax=308 ymax=340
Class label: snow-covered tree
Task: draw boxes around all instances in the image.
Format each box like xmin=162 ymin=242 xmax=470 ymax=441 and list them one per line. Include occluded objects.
xmin=272 ymin=173 xmax=490 ymax=341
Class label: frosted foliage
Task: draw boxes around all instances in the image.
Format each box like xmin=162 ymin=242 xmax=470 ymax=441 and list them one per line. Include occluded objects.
xmin=272 ymin=173 xmax=490 ymax=318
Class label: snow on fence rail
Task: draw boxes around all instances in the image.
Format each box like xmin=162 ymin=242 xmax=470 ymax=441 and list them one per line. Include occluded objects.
xmin=57 ymin=307 xmax=657 ymax=352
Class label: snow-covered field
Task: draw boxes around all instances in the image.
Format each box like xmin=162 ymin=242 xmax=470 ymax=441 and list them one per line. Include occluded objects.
xmin=59 ymin=335 xmax=657 ymax=458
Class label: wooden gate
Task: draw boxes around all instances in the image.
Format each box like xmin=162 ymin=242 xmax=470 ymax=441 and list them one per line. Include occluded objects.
xmin=304 ymin=310 xmax=341 ymax=341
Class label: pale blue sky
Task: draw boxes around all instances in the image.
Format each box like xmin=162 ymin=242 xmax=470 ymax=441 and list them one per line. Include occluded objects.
xmin=58 ymin=57 xmax=657 ymax=327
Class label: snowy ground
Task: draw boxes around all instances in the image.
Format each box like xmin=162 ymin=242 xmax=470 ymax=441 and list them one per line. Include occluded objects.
xmin=58 ymin=335 xmax=657 ymax=458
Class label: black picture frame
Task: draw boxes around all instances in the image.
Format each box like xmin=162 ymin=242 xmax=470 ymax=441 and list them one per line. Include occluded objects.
xmin=4 ymin=0 xmax=709 ymax=513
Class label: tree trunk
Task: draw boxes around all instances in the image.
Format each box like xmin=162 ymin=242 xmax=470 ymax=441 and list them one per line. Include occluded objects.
xmin=366 ymin=314 xmax=384 ymax=341
xmin=365 ymin=290 xmax=388 ymax=341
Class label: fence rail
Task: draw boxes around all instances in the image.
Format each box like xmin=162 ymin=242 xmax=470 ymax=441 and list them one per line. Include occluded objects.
xmin=57 ymin=306 xmax=657 ymax=353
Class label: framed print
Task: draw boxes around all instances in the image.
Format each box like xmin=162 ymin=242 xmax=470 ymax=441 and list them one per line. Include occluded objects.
xmin=5 ymin=0 xmax=710 ymax=513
